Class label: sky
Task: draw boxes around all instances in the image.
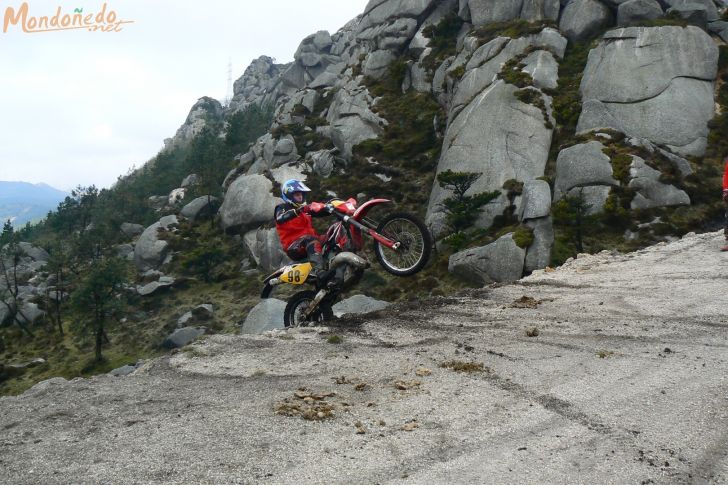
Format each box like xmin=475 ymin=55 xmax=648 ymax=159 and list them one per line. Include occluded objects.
xmin=0 ymin=0 xmax=369 ymax=191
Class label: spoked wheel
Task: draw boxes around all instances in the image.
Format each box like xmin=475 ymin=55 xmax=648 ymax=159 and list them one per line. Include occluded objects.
xmin=284 ymin=290 xmax=334 ymax=328
xmin=373 ymin=212 xmax=432 ymax=276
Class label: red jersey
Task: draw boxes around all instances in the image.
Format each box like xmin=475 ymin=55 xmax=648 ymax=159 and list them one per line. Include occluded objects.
xmin=723 ymin=158 xmax=728 ymax=191
xmin=274 ymin=202 xmax=320 ymax=250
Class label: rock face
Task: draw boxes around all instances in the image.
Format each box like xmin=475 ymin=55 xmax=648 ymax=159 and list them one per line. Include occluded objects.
xmin=553 ymin=141 xmax=618 ymax=200
xmin=427 ymin=80 xmax=555 ymax=235
xmin=628 ymin=156 xmax=691 ymax=209
xmin=228 ymin=56 xmax=288 ymax=112
xmin=425 ymin=27 xmax=566 ymax=238
xmin=17 ymin=242 xmax=49 ymax=263
xmin=559 ymin=0 xmax=613 ymax=42
xmin=448 ymin=233 xmax=526 ymax=285
xmin=133 ymin=216 xmax=178 ymax=272
xmin=120 ymin=223 xmax=144 ymax=238
xmin=241 ymin=299 xmax=286 ymax=334
xmin=219 ymin=175 xmax=279 ymax=234
xmin=180 ymin=196 xmax=220 ymax=222
xmin=464 ymin=0 xmax=560 ymax=25
xmin=164 ymin=97 xmax=224 ymax=151
xmin=137 ymin=276 xmax=176 ymax=296
xmin=617 ymin=0 xmax=664 ymax=26
xmin=244 ymin=228 xmax=290 ymax=273
xmin=326 ymin=80 xmax=386 ymax=159
xmin=163 ymin=327 xmax=205 ymax=349
xmin=577 ymin=26 xmax=718 ymax=156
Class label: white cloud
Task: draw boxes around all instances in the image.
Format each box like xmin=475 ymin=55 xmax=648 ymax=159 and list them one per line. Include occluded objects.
xmin=0 ymin=0 xmax=368 ymax=190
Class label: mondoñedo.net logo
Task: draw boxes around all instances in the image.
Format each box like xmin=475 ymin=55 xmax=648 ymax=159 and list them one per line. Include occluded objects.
xmin=3 ymin=2 xmax=134 ymax=33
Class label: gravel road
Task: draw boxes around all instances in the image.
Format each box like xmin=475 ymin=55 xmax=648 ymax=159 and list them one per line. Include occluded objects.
xmin=1 ymin=231 xmax=727 ymax=484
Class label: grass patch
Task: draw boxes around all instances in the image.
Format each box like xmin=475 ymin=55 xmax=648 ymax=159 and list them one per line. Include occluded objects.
xmin=327 ymin=334 xmax=342 ymax=344
xmin=473 ymin=19 xmax=557 ymax=45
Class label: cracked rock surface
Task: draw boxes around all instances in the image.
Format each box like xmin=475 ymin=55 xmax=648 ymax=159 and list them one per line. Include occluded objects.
xmin=2 ymin=231 xmax=727 ymax=484
xmin=577 ymin=25 xmax=718 ymax=156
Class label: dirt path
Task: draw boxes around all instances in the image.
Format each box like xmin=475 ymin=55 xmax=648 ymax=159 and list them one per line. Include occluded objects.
xmin=1 ymin=231 xmax=727 ymax=484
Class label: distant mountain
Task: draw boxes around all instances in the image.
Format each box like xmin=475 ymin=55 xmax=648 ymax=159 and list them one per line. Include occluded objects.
xmin=0 ymin=181 xmax=68 ymax=227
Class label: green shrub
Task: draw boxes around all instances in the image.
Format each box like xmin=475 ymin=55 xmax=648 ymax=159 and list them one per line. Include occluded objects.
xmin=512 ymin=226 xmax=535 ymax=249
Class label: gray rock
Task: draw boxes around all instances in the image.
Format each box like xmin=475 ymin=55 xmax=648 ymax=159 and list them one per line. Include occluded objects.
xmin=180 ymin=196 xmax=220 ymax=222
xmin=109 ymin=364 xmax=137 ymax=377
xmin=219 ymin=175 xmax=279 ymax=234
xmin=133 ymin=215 xmax=178 ymax=272
xmin=581 ymin=26 xmax=717 ymax=103
xmin=666 ymin=4 xmax=709 ymax=28
xmin=559 ymin=0 xmax=613 ymax=42
xmin=577 ymin=26 xmax=717 ymax=156
xmin=164 ymin=97 xmax=224 ymax=150
xmin=332 ymin=295 xmax=390 ymax=317
xmin=16 ymin=301 xmax=45 ymax=325
xmin=578 ymin=78 xmax=715 ymax=157
xmin=665 ymin=0 xmax=719 ymax=21
xmin=269 ymin=164 xmax=308 ymax=186
xmin=448 ymin=233 xmax=526 ymax=285
xmin=564 ymin=185 xmax=613 ymax=214
xmin=310 ymin=71 xmax=340 ymax=89
xmin=308 ymin=150 xmax=336 ymax=178
xmin=358 ymin=0 xmax=439 ymax=32
xmin=466 ymin=0 xmax=559 ymax=25
xmin=180 ymin=174 xmax=200 ymax=188
xmin=120 ymin=223 xmax=144 ymax=238
xmin=453 ymin=30 xmax=566 ymax=113
xmin=244 ymin=228 xmax=290 ymax=273
xmin=162 ymin=327 xmax=205 ymax=349
xmin=409 ymin=0 xmax=459 ymax=56
xmin=657 ymin=148 xmax=693 ymax=176
xmin=427 ymin=81 xmax=554 ymax=236
xmin=17 ymin=242 xmax=49 ymax=262
xmin=178 ymin=304 xmax=214 ymax=327
xmin=326 ymin=82 xmax=385 ymax=159
xmin=148 ymin=196 xmax=167 ymax=211
xmin=554 ymin=141 xmax=618 ymax=200
xmin=115 ymin=244 xmax=134 ymax=261
xmin=708 ymin=20 xmax=728 ymax=42
xmin=617 ymin=0 xmax=664 ymax=26
xmin=137 ymin=276 xmax=175 ymax=297
xmin=524 ymin=217 xmax=554 ymax=272
xmin=521 ymin=180 xmax=552 ymax=220
xmin=241 ymin=299 xmax=286 ymax=334
xmin=628 ymin=156 xmax=691 ymax=209
xmin=363 ymin=50 xmax=397 ymax=79
xmin=521 ymin=50 xmax=558 ymax=90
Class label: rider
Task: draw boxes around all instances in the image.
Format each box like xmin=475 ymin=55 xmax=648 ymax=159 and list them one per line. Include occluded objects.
xmin=275 ymin=179 xmax=334 ymax=284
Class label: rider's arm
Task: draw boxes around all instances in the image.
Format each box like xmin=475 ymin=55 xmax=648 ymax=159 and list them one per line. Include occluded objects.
xmin=275 ymin=205 xmax=300 ymax=224
xmin=303 ymin=202 xmax=330 ymax=218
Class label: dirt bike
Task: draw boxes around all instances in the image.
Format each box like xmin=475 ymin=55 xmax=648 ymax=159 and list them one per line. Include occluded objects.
xmin=260 ymin=197 xmax=432 ymax=328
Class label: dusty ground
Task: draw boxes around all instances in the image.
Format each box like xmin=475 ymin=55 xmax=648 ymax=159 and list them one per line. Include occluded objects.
xmin=1 ymin=231 xmax=727 ymax=484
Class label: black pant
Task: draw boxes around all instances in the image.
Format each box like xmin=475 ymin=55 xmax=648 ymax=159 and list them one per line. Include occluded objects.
xmin=286 ymin=236 xmax=324 ymax=263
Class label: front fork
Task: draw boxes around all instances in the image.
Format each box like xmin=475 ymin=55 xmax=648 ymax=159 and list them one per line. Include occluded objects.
xmin=303 ymin=288 xmax=330 ymax=319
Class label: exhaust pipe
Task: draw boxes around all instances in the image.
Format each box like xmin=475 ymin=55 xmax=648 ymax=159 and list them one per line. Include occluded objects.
xmin=329 ymin=252 xmax=369 ymax=270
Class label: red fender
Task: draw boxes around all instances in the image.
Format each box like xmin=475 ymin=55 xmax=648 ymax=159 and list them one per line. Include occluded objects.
xmin=353 ymin=198 xmax=391 ymax=221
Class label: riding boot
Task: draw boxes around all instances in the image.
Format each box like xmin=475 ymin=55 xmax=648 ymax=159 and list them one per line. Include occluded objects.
xmin=308 ymin=253 xmax=332 ymax=284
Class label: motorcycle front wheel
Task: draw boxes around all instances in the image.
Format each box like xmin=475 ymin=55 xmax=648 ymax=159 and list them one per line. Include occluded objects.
xmin=373 ymin=212 xmax=432 ymax=276
xmin=284 ymin=290 xmax=334 ymax=328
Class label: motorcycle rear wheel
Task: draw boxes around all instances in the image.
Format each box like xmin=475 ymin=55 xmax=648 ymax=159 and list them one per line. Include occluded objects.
xmin=373 ymin=212 xmax=431 ymax=276
xmin=284 ymin=290 xmax=334 ymax=328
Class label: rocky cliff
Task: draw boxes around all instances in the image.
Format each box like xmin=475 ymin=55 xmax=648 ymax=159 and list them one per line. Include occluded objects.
xmin=156 ymin=0 xmax=725 ymax=284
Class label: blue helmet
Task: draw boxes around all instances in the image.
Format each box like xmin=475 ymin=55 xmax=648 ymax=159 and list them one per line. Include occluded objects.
xmin=281 ymin=179 xmax=311 ymax=207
